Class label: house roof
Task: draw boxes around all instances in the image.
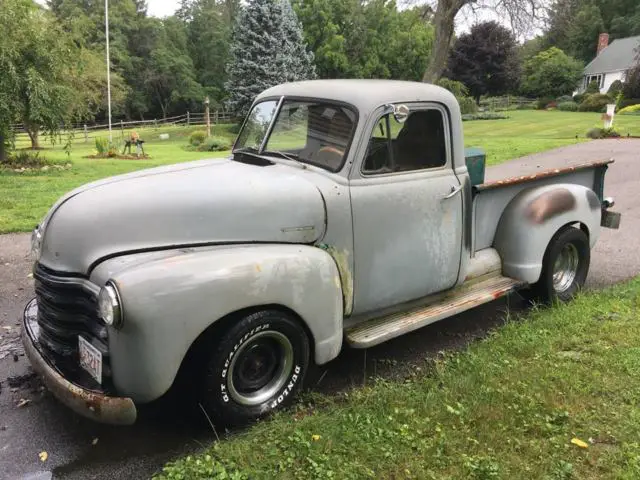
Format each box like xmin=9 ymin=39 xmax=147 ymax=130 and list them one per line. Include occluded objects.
xmin=584 ymin=35 xmax=640 ymax=75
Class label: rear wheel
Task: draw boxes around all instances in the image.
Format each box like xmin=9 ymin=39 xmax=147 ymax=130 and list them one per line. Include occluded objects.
xmin=531 ymin=226 xmax=590 ymax=303
xmin=200 ymin=310 xmax=310 ymax=426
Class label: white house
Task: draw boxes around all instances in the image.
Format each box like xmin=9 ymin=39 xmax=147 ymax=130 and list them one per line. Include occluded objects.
xmin=580 ymin=33 xmax=640 ymax=93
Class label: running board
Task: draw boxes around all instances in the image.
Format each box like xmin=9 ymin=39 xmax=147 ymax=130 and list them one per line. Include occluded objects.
xmin=345 ymin=275 xmax=523 ymax=348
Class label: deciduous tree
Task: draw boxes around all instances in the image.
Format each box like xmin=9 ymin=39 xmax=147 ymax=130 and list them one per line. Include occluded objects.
xmin=445 ymin=21 xmax=521 ymax=102
xmin=521 ymin=47 xmax=583 ymax=98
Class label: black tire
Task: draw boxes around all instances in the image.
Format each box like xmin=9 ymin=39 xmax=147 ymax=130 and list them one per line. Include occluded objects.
xmin=531 ymin=226 xmax=590 ymax=303
xmin=200 ymin=310 xmax=310 ymax=426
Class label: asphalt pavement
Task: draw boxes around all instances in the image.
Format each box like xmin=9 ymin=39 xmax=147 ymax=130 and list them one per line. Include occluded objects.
xmin=0 ymin=139 xmax=639 ymax=479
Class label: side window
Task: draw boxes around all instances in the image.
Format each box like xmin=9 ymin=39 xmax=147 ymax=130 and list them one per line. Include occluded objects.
xmin=362 ymin=109 xmax=447 ymax=174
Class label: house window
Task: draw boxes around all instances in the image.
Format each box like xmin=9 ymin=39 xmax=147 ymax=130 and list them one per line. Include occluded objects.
xmin=585 ymin=74 xmax=603 ymax=90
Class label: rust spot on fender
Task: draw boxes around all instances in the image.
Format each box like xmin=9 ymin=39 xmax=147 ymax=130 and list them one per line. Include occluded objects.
xmin=525 ymin=188 xmax=576 ymax=224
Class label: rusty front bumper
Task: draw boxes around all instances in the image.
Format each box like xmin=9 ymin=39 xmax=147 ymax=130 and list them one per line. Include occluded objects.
xmin=22 ymin=299 xmax=137 ymax=425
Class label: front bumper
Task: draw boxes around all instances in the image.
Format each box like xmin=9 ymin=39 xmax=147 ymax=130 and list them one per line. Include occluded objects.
xmin=22 ymin=298 xmax=137 ymax=425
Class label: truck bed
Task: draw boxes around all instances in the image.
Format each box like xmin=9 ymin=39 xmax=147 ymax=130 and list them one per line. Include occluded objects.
xmin=472 ymin=159 xmax=613 ymax=252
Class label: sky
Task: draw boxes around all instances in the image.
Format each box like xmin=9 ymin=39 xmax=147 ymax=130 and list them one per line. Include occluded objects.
xmin=146 ymin=0 xmax=180 ymax=18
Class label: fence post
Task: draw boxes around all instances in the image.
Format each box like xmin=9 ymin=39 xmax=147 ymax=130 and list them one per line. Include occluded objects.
xmin=187 ymin=111 xmax=190 ymax=126
xmin=84 ymin=124 xmax=88 ymax=143
xmin=120 ymin=119 xmax=124 ymax=137
xmin=154 ymin=118 xmax=157 ymax=129
xmin=204 ymin=97 xmax=211 ymax=137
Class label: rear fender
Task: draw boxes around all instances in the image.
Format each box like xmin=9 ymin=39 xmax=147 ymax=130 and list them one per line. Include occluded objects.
xmin=90 ymin=244 xmax=344 ymax=403
xmin=493 ymin=184 xmax=601 ymax=283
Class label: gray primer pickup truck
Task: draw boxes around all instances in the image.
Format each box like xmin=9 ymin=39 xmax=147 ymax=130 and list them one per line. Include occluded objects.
xmin=23 ymin=80 xmax=620 ymax=425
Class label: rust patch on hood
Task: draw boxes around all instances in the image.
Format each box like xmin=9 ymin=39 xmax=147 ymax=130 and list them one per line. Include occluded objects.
xmin=526 ymin=188 xmax=576 ymax=224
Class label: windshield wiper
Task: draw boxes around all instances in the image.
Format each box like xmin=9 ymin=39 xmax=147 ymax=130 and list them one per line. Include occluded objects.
xmin=263 ymin=150 xmax=300 ymax=162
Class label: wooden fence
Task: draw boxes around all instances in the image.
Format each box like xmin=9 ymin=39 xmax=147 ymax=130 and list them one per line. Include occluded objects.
xmin=10 ymin=110 xmax=236 ymax=143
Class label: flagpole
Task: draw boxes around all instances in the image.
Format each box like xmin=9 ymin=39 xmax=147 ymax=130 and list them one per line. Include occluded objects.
xmin=105 ymin=0 xmax=112 ymax=142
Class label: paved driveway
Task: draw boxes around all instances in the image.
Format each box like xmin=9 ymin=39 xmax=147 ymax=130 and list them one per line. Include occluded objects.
xmin=1 ymin=139 xmax=639 ymax=479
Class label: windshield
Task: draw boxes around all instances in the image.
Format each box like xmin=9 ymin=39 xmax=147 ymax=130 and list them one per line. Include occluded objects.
xmin=234 ymin=99 xmax=357 ymax=172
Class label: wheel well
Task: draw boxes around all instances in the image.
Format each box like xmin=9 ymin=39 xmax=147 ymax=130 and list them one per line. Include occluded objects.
xmin=578 ymin=222 xmax=590 ymax=240
xmin=171 ymin=305 xmax=316 ymax=395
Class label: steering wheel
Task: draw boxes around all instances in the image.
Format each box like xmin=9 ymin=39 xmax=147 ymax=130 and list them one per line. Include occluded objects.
xmin=315 ymin=145 xmax=345 ymax=167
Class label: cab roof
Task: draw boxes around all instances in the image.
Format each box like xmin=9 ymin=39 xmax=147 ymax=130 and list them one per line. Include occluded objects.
xmin=255 ymin=79 xmax=460 ymax=117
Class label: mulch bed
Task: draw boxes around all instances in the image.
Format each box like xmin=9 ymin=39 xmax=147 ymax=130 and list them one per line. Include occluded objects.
xmin=84 ymin=154 xmax=151 ymax=160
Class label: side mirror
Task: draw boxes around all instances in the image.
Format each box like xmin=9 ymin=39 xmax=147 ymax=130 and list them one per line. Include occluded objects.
xmin=392 ymin=104 xmax=410 ymax=123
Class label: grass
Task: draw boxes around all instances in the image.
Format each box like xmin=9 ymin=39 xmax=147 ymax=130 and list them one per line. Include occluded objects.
xmin=156 ymin=278 xmax=640 ymax=479
xmin=463 ymin=109 xmax=640 ymax=166
xmin=1 ymin=110 xmax=638 ymax=233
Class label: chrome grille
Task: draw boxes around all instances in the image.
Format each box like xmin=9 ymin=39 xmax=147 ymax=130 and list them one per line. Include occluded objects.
xmin=33 ymin=263 xmax=111 ymax=381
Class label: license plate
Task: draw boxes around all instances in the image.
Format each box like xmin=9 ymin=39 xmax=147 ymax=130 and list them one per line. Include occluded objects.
xmin=78 ymin=336 xmax=102 ymax=384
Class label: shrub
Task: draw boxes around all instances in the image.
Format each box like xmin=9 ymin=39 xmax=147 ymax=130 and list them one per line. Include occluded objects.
xmin=618 ymin=98 xmax=640 ymax=110
xmin=556 ymin=95 xmax=573 ymax=104
xmin=1 ymin=150 xmax=68 ymax=170
xmin=536 ymin=97 xmax=554 ymax=109
xmin=557 ymin=101 xmax=579 ymax=111
xmin=198 ymin=136 xmax=232 ymax=152
xmin=586 ymin=127 xmax=620 ymax=139
xmin=572 ymin=93 xmax=585 ymax=104
xmin=227 ymin=123 xmax=242 ymax=135
xmin=458 ymin=96 xmax=479 ymax=115
xmin=95 ymin=137 xmax=109 ymax=155
xmin=578 ymin=93 xmax=612 ymax=112
xmin=436 ymin=78 xmax=469 ymax=98
xmin=618 ymin=104 xmax=640 ymax=115
xmin=607 ymin=80 xmax=624 ymax=96
xmin=586 ymin=80 xmax=600 ymax=94
xmin=189 ymin=130 xmax=207 ymax=146
xmin=461 ymin=112 xmax=509 ymax=121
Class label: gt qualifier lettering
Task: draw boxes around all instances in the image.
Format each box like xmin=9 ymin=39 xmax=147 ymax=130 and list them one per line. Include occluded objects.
xmin=219 ymin=324 xmax=301 ymax=406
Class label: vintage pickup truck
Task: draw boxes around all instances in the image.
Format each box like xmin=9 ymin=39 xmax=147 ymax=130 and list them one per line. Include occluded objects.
xmin=23 ymin=80 xmax=620 ymax=425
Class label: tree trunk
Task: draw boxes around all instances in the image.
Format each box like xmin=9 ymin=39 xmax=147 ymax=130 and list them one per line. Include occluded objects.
xmin=0 ymin=131 xmax=6 ymax=163
xmin=26 ymin=125 xmax=40 ymax=149
xmin=422 ymin=0 xmax=464 ymax=83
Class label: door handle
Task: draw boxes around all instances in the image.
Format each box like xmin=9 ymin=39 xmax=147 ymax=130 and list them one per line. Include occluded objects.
xmin=441 ymin=184 xmax=463 ymax=200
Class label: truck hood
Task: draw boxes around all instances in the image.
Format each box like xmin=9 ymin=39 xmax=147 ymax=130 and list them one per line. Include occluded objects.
xmin=39 ymin=158 xmax=327 ymax=274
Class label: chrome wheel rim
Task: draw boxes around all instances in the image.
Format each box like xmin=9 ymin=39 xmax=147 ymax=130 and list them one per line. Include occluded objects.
xmin=552 ymin=243 xmax=579 ymax=293
xmin=227 ymin=331 xmax=293 ymax=406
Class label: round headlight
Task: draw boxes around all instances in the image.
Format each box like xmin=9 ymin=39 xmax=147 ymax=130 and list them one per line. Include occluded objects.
xmin=98 ymin=283 xmax=122 ymax=328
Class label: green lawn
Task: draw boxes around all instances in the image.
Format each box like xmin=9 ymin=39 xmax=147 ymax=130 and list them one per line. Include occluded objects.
xmin=1 ymin=110 xmax=638 ymax=233
xmin=157 ymin=278 xmax=640 ymax=480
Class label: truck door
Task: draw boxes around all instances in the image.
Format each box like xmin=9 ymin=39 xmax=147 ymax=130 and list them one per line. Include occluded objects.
xmin=349 ymin=105 xmax=463 ymax=314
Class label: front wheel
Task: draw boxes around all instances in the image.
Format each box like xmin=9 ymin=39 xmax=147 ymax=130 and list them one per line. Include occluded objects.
xmin=531 ymin=226 xmax=590 ymax=303
xmin=200 ymin=310 xmax=310 ymax=426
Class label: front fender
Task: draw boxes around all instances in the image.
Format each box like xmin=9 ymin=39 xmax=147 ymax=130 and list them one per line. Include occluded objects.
xmin=493 ymin=184 xmax=601 ymax=284
xmin=90 ymin=244 xmax=344 ymax=403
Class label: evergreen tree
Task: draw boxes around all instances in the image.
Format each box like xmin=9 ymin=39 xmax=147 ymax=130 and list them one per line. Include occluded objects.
xmin=225 ymin=0 xmax=315 ymax=116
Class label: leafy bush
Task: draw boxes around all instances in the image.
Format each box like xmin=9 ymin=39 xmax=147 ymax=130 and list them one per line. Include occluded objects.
xmin=618 ymin=104 xmax=640 ymax=115
xmin=436 ymin=77 xmax=469 ymax=98
xmin=458 ymin=96 xmax=478 ymax=115
xmin=572 ymin=93 xmax=585 ymax=104
xmin=607 ymin=80 xmax=624 ymax=96
xmin=227 ymin=123 xmax=242 ymax=135
xmin=578 ymin=93 xmax=612 ymax=112
xmin=585 ymin=80 xmax=600 ymax=94
xmin=462 ymin=112 xmax=509 ymax=121
xmin=537 ymin=97 xmax=554 ymax=109
xmin=556 ymin=95 xmax=573 ymax=103
xmin=586 ymin=127 xmax=620 ymax=139
xmin=1 ymin=150 xmax=69 ymax=170
xmin=95 ymin=137 xmax=109 ymax=155
xmin=198 ymin=136 xmax=231 ymax=152
xmin=189 ymin=130 xmax=207 ymax=146
xmin=618 ymin=98 xmax=640 ymax=110
xmin=557 ymin=101 xmax=579 ymax=111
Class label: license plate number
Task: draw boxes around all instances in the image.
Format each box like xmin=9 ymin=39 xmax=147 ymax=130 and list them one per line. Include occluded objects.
xmin=78 ymin=336 xmax=102 ymax=384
